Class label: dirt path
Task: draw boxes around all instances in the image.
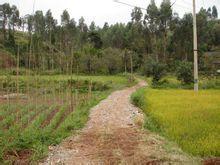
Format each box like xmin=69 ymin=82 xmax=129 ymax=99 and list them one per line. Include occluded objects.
xmin=41 ymin=80 xmax=199 ymax=165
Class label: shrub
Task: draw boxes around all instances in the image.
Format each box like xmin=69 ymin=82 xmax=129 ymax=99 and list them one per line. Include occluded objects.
xmin=142 ymin=58 xmax=166 ymax=85
xmin=176 ymin=61 xmax=193 ymax=84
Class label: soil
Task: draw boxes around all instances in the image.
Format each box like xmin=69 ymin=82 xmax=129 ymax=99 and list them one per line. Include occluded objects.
xmin=41 ymin=80 xmax=200 ymax=165
xmin=54 ymin=107 xmax=75 ymax=129
xmin=4 ymin=149 xmax=32 ymax=165
xmin=203 ymin=158 xmax=220 ymax=165
xmin=40 ymin=108 xmax=60 ymax=128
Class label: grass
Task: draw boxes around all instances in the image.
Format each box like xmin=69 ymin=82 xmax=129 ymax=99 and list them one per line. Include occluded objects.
xmin=0 ymin=74 xmax=135 ymax=163
xmin=131 ymin=87 xmax=220 ymax=157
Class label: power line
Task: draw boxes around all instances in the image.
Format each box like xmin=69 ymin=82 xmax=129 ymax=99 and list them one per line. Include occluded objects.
xmin=113 ymin=0 xmax=178 ymax=11
xmin=113 ymin=0 xmax=147 ymax=10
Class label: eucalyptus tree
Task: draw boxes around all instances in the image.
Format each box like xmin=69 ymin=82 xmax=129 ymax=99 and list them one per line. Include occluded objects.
xmin=103 ymin=22 xmax=109 ymax=31
xmin=61 ymin=9 xmax=71 ymax=56
xmin=131 ymin=7 xmax=143 ymax=23
xmin=170 ymin=13 xmax=193 ymax=61
xmin=1 ymin=3 xmax=11 ymax=41
xmin=159 ymin=0 xmax=172 ymax=61
xmin=145 ymin=0 xmax=160 ymax=61
xmin=10 ymin=5 xmax=19 ymax=34
xmin=212 ymin=6 xmax=218 ymax=19
xmin=130 ymin=7 xmax=147 ymax=67
xmin=212 ymin=22 xmax=220 ymax=46
xmin=45 ymin=10 xmax=55 ymax=45
xmin=45 ymin=10 xmax=57 ymax=69
xmin=32 ymin=10 xmax=45 ymax=68
xmin=78 ymin=17 xmax=88 ymax=48
xmin=89 ymin=21 xmax=96 ymax=32
xmin=207 ymin=7 xmax=212 ymax=19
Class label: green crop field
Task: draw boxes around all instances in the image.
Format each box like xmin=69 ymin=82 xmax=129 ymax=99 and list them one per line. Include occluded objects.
xmin=132 ymin=88 xmax=220 ymax=157
xmin=0 ymin=74 xmax=134 ymax=163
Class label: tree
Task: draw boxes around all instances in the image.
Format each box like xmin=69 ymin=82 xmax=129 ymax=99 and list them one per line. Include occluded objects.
xmin=170 ymin=13 xmax=193 ymax=61
xmin=145 ymin=0 xmax=160 ymax=61
xmin=20 ymin=16 xmax=27 ymax=32
xmin=207 ymin=7 xmax=212 ymax=19
xmin=10 ymin=5 xmax=19 ymax=34
xmin=102 ymin=48 xmax=123 ymax=74
xmin=34 ymin=10 xmax=45 ymax=37
xmin=61 ymin=10 xmax=70 ymax=27
xmin=176 ymin=61 xmax=193 ymax=84
xmin=78 ymin=17 xmax=86 ymax=32
xmin=212 ymin=6 xmax=218 ymax=19
xmin=89 ymin=21 xmax=96 ymax=31
xmin=142 ymin=57 xmax=166 ymax=85
xmin=81 ymin=44 xmax=99 ymax=74
xmin=103 ymin=22 xmax=109 ymax=30
xmin=146 ymin=0 xmax=159 ymax=33
xmin=131 ymin=7 xmax=143 ymax=23
xmin=45 ymin=10 xmax=55 ymax=44
xmin=88 ymin=32 xmax=103 ymax=49
xmin=212 ymin=23 xmax=220 ymax=46
xmin=1 ymin=3 xmax=11 ymax=41
xmin=160 ymin=0 xmax=172 ymax=61
xmin=61 ymin=10 xmax=71 ymax=55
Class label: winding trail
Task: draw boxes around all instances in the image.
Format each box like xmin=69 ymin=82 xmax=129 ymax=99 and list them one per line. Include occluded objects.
xmin=41 ymin=80 xmax=199 ymax=165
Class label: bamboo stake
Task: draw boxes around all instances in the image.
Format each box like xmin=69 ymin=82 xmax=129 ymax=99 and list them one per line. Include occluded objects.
xmin=16 ymin=45 xmax=20 ymax=124
xmin=16 ymin=45 xmax=20 ymax=103
xmin=70 ymin=49 xmax=74 ymax=111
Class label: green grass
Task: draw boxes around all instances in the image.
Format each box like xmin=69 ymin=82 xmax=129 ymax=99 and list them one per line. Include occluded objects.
xmin=131 ymin=87 xmax=220 ymax=157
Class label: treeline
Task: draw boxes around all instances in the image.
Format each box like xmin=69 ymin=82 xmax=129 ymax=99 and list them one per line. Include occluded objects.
xmin=0 ymin=1 xmax=219 ymax=75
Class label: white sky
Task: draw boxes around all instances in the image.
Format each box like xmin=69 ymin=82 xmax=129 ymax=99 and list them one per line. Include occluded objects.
xmin=1 ymin=0 xmax=220 ymax=27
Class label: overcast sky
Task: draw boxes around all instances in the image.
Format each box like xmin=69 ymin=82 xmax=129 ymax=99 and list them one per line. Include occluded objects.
xmin=1 ymin=0 xmax=220 ymax=27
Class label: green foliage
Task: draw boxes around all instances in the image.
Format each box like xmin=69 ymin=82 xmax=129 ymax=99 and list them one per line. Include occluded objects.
xmin=142 ymin=58 xmax=166 ymax=85
xmin=0 ymin=2 xmax=219 ymax=76
xmin=131 ymin=87 xmax=146 ymax=108
xmin=176 ymin=61 xmax=193 ymax=84
xmin=146 ymin=75 xmax=220 ymax=89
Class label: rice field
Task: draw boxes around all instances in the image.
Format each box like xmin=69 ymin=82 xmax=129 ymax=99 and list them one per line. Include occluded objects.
xmin=132 ymin=88 xmax=220 ymax=157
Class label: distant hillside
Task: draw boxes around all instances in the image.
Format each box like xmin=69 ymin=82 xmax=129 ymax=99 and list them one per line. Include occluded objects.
xmin=0 ymin=47 xmax=16 ymax=68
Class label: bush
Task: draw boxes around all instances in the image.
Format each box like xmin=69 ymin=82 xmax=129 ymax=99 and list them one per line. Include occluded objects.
xmin=142 ymin=58 xmax=166 ymax=85
xmin=176 ymin=61 xmax=193 ymax=84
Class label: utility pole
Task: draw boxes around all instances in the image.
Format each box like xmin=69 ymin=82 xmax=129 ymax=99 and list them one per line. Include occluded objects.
xmin=193 ymin=0 xmax=199 ymax=92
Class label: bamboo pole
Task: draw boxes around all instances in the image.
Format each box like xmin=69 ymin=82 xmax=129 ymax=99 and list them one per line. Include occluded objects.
xmin=70 ymin=48 xmax=74 ymax=111
xmin=16 ymin=45 xmax=20 ymax=103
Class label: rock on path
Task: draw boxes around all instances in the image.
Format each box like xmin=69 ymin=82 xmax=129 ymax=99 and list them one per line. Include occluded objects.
xmin=41 ymin=80 xmax=199 ymax=165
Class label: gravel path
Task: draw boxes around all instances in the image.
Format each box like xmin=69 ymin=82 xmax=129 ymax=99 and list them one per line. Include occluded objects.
xmin=41 ymin=80 xmax=199 ymax=165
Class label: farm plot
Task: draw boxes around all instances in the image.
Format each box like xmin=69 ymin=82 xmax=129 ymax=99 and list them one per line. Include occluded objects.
xmin=0 ymin=75 xmax=132 ymax=163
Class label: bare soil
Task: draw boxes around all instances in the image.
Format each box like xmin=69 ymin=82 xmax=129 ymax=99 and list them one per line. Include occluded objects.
xmin=40 ymin=108 xmax=60 ymax=128
xmin=41 ymin=80 xmax=200 ymax=165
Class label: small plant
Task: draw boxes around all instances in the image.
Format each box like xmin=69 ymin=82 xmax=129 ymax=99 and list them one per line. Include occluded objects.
xmin=176 ymin=61 xmax=193 ymax=84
